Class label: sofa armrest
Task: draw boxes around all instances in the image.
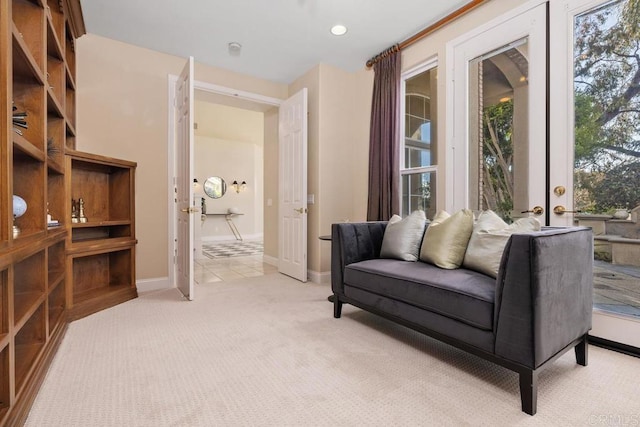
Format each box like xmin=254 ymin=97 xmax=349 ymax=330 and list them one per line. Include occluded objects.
xmin=494 ymin=227 xmax=593 ymax=369
xmin=331 ymin=222 xmax=387 ymax=295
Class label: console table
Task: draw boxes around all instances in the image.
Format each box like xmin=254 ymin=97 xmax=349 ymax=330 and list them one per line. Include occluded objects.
xmin=203 ymin=213 xmax=244 ymax=241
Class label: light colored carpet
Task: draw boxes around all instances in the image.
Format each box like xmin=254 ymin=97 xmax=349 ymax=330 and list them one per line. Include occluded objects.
xmin=27 ymin=273 xmax=640 ymax=426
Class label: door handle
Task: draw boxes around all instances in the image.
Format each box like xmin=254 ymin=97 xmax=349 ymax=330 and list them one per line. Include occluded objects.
xmin=553 ymin=205 xmax=581 ymax=215
xmin=181 ymin=207 xmax=200 ymax=213
xmin=293 ymin=207 xmax=307 ymax=214
xmin=521 ymin=206 xmax=544 ymax=215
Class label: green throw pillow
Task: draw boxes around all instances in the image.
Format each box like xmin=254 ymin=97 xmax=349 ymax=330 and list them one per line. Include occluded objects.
xmin=420 ymin=209 xmax=474 ymax=269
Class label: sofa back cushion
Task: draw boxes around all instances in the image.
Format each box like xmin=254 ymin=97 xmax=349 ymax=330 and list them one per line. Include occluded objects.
xmin=420 ymin=209 xmax=474 ymax=269
xmin=379 ymin=210 xmax=428 ymax=261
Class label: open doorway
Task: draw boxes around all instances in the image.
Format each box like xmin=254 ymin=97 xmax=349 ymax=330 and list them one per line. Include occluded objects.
xmin=192 ymin=90 xmax=276 ymax=283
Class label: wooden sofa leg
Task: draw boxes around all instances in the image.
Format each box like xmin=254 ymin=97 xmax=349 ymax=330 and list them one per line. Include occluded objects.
xmin=333 ymin=297 xmax=342 ymax=318
xmin=519 ymin=369 xmax=538 ymax=415
xmin=575 ymin=334 xmax=588 ymax=366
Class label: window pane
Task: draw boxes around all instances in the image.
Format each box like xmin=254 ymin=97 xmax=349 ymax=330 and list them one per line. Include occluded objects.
xmin=404 ymin=67 xmax=437 ymax=168
xmin=468 ymin=39 xmax=529 ymax=223
xmin=401 ymin=172 xmax=436 ymax=219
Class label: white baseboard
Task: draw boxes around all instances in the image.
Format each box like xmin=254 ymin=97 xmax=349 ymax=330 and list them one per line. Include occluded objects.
xmin=136 ymin=277 xmax=173 ymax=294
xmin=308 ymin=270 xmax=331 ymax=284
xmin=262 ymin=254 xmax=278 ymax=267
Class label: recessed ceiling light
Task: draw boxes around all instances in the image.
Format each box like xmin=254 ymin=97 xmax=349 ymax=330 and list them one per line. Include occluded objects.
xmin=330 ymin=24 xmax=347 ymax=36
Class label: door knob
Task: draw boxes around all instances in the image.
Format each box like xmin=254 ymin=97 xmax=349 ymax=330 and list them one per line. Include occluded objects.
xmin=521 ymin=206 xmax=544 ymax=215
xmin=553 ymin=186 xmax=566 ymax=196
xmin=294 ymin=207 xmax=307 ymax=214
xmin=553 ymin=205 xmax=581 ymax=215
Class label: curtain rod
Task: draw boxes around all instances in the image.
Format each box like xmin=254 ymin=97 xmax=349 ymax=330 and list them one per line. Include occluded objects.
xmin=366 ymin=0 xmax=489 ymax=68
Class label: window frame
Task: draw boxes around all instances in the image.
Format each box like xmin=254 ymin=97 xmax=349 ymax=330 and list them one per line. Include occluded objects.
xmin=400 ymin=58 xmax=439 ymax=216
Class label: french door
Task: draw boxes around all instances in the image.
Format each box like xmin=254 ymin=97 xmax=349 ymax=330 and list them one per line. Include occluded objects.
xmin=451 ymin=0 xmax=640 ymax=348
xmin=550 ymin=0 xmax=640 ymax=348
xmin=447 ymin=2 xmax=547 ymax=219
xmin=174 ymin=57 xmax=195 ymax=300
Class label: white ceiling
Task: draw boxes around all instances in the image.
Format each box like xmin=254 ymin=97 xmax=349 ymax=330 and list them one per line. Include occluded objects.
xmin=79 ymin=0 xmax=472 ymax=84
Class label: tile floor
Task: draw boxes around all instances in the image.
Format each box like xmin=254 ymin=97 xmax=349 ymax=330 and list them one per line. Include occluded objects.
xmin=194 ymin=254 xmax=278 ymax=284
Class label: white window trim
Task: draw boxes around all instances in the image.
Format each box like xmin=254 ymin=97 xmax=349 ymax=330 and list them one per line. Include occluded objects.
xmin=400 ymin=57 xmax=438 ymax=214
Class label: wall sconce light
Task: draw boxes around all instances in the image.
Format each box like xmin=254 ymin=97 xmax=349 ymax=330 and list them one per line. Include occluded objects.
xmin=231 ymin=180 xmax=247 ymax=193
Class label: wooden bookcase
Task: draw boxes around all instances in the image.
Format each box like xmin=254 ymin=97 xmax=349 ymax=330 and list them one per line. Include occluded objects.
xmin=0 ymin=0 xmax=86 ymax=424
xmin=65 ymin=150 xmax=137 ymax=321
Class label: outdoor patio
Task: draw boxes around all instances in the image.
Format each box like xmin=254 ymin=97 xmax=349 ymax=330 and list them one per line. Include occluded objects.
xmin=593 ymin=260 xmax=640 ymax=318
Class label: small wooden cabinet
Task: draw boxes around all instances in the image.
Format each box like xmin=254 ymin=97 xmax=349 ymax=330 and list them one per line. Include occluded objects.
xmin=65 ymin=151 xmax=137 ymax=321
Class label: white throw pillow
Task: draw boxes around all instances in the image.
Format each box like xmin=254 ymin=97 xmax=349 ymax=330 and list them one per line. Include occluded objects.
xmin=380 ymin=210 xmax=428 ymax=261
xmin=419 ymin=209 xmax=474 ymax=269
xmin=463 ymin=210 xmax=541 ymax=278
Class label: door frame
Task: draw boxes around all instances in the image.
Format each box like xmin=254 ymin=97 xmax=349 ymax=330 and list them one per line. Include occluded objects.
xmin=167 ymin=77 xmax=282 ymax=289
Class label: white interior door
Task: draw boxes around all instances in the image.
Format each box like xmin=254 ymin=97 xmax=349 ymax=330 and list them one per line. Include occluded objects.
xmin=447 ymin=3 xmax=547 ymax=221
xmin=278 ymin=88 xmax=308 ymax=282
xmin=175 ymin=56 xmax=195 ymax=300
xmin=550 ymin=0 xmax=640 ymax=348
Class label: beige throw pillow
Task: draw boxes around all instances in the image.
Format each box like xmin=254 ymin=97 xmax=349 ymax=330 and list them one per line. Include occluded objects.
xmin=380 ymin=210 xmax=428 ymax=261
xmin=420 ymin=209 xmax=474 ymax=269
xmin=463 ymin=210 xmax=541 ymax=278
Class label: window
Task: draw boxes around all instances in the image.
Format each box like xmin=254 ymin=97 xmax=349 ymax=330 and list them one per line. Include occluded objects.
xmin=401 ymin=62 xmax=438 ymax=218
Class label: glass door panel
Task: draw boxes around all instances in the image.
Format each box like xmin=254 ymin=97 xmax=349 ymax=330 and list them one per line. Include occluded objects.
xmin=468 ymin=39 xmax=530 ymax=222
xmin=550 ymin=0 xmax=640 ymax=347
xmin=573 ymin=0 xmax=640 ymax=320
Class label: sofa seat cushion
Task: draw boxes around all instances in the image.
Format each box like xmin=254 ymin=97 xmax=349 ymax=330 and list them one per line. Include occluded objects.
xmin=343 ymin=259 xmax=496 ymax=330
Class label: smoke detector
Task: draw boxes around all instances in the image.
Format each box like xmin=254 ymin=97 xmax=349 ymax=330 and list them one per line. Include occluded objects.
xmin=228 ymin=42 xmax=242 ymax=56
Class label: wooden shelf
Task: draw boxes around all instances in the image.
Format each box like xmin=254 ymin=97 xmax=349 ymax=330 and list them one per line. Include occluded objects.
xmin=67 ymin=237 xmax=135 ymax=256
xmin=11 ymin=23 xmax=44 ymax=84
xmin=2 ymin=0 xmax=85 ymax=423
xmin=47 ymin=240 xmax=65 ymax=285
xmin=0 ymin=270 xmax=7 ymax=337
xmin=47 ymin=87 xmax=64 ymax=118
xmin=13 ymin=249 xmax=45 ymax=327
xmin=0 ymin=346 xmax=9 ymax=414
xmin=48 ymin=276 xmax=65 ymax=335
xmin=66 ymin=151 xmax=136 ymax=321
xmin=72 ymin=220 xmax=132 ymax=228
xmin=13 ymin=133 xmax=46 ymax=162
xmin=14 ymin=302 xmax=46 ymax=394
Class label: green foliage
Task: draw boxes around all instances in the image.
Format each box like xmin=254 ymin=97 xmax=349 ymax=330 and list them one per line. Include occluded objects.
xmin=482 ymin=101 xmax=514 ymax=221
xmin=574 ymin=93 xmax=603 ymax=167
xmin=593 ymin=162 xmax=640 ymax=211
xmin=573 ymin=0 xmax=640 ymax=213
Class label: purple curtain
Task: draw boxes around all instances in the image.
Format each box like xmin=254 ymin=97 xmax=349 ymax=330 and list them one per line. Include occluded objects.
xmin=367 ymin=49 xmax=401 ymax=221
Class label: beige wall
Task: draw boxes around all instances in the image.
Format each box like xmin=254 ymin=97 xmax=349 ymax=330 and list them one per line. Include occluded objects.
xmin=76 ymin=34 xmax=287 ymax=281
xmin=288 ymin=64 xmax=374 ymax=274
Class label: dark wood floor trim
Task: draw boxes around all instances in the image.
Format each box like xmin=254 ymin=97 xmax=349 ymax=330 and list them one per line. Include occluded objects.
xmin=589 ymin=335 xmax=640 ymax=359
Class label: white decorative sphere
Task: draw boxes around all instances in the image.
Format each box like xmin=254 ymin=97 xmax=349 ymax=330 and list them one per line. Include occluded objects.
xmin=13 ymin=195 xmax=27 ymax=218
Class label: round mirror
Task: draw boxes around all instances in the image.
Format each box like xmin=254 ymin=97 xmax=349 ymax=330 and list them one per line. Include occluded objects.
xmin=203 ymin=176 xmax=227 ymax=199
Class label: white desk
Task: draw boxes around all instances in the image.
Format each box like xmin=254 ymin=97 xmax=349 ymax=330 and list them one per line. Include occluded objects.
xmin=203 ymin=213 xmax=244 ymax=241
